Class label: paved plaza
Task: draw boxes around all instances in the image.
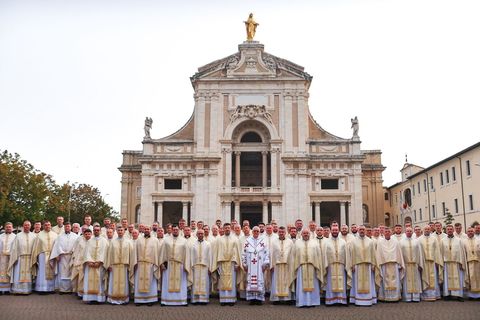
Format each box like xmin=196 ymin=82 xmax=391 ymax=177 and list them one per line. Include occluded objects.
xmin=1 ymin=294 xmax=479 ymax=320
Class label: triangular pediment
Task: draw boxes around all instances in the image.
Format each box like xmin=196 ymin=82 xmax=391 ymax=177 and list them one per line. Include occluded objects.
xmin=191 ymin=42 xmax=312 ymax=83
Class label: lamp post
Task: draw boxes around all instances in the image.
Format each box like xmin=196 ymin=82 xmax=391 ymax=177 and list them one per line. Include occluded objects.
xmin=68 ymin=182 xmax=78 ymax=223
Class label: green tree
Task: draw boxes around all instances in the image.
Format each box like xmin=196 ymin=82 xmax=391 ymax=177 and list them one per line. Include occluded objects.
xmin=68 ymin=183 xmax=118 ymax=224
xmin=0 ymin=151 xmax=51 ymax=225
xmin=0 ymin=150 xmax=117 ymax=226
xmin=443 ymin=208 xmax=454 ymax=227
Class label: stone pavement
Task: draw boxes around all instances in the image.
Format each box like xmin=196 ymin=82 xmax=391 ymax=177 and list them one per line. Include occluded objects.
xmin=1 ymin=294 xmax=479 ymax=320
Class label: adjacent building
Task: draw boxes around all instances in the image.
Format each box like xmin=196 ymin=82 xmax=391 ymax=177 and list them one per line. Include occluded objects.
xmin=386 ymin=142 xmax=480 ymax=228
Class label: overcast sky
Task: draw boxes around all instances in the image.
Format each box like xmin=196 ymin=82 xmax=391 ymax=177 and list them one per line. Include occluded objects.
xmin=1 ymin=0 xmax=479 ymax=213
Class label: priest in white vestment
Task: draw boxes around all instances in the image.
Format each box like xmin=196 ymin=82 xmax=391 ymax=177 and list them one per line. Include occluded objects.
xmin=8 ymin=221 xmax=35 ymax=294
xmin=241 ymin=226 xmax=269 ymax=304
xmin=71 ymin=229 xmax=91 ymax=297
xmin=463 ymin=227 xmax=480 ymax=299
xmin=159 ymin=225 xmax=189 ymax=306
xmin=105 ymin=225 xmax=134 ymax=304
xmin=269 ymin=226 xmax=294 ymax=303
xmin=400 ymin=227 xmax=427 ymax=302
xmin=440 ymin=225 xmax=467 ymax=300
xmin=0 ymin=222 xmax=15 ymax=293
xmin=83 ymin=226 xmax=109 ymax=304
xmin=262 ymin=224 xmax=277 ymax=295
xmin=349 ymin=225 xmax=380 ymax=306
xmin=376 ymin=228 xmax=405 ymax=302
xmin=418 ymin=225 xmax=443 ymax=301
xmin=293 ymin=229 xmax=324 ymax=307
xmin=31 ymin=221 xmax=58 ymax=293
xmin=49 ymin=222 xmax=78 ymax=293
xmin=323 ymin=226 xmax=351 ymax=305
xmin=52 ymin=216 xmax=64 ymax=235
xmin=212 ymin=223 xmax=242 ymax=306
xmin=186 ymin=229 xmax=212 ymax=304
xmin=133 ymin=226 xmax=160 ymax=305
xmin=156 ymin=229 xmax=164 ymax=296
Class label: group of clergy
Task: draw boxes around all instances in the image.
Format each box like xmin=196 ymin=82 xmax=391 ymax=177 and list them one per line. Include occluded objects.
xmin=0 ymin=216 xmax=479 ymax=308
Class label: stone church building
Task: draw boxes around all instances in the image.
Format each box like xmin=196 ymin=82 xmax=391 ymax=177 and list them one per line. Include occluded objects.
xmin=119 ymin=39 xmax=385 ymax=227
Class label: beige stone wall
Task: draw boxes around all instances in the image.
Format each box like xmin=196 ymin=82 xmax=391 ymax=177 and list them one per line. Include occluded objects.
xmin=361 ymin=150 xmax=386 ymax=227
xmin=119 ymin=151 xmax=142 ymax=223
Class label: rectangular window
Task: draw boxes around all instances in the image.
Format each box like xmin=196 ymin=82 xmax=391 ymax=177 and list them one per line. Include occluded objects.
xmin=423 ymin=179 xmax=427 ymax=192
xmin=430 ymin=176 xmax=434 ymax=190
xmin=417 ymin=182 xmax=421 ymax=195
xmin=445 ymin=170 xmax=449 ymax=184
xmin=432 ymin=204 xmax=436 ymax=218
xmin=384 ymin=192 xmax=389 ymax=201
xmin=454 ymin=198 xmax=459 ymax=213
xmin=442 ymin=202 xmax=446 ymax=215
xmin=164 ymin=179 xmax=183 ymax=190
xmin=414 ymin=210 xmax=417 ymax=222
xmin=419 ymin=208 xmax=423 ymax=221
xmin=466 ymin=160 xmax=471 ymax=176
xmin=440 ymin=172 xmax=444 ymax=185
xmin=452 ymin=166 xmax=456 ymax=181
xmin=469 ymin=194 xmax=474 ymax=210
xmin=321 ymin=179 xmax=339 ymax=189
xmin=395 ymin=194 xmax=398 ymax=203
xmin=413 ymin=185 xmax=415 ymax=196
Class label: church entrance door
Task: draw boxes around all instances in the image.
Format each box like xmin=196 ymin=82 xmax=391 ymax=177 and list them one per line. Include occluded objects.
xmin=162 ymin=201 xmax=183 ymax=227
xmin=240 ymin=202 xmax=263 ymax=227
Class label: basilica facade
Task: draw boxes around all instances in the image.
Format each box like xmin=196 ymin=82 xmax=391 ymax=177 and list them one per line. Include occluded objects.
xmin=119 ymin=40 xmax=385 ymax=227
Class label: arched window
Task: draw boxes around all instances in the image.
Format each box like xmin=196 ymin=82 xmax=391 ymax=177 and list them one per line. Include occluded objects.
xmin=362 ymin=204 xmax=369 ymax=223
xmin=135 ymin=204 xmax=141 ymax=224
xmin=404 ymin=188 xmax=412 ymax=207
xmin=240 ymin=131 xmax=262 ymax=142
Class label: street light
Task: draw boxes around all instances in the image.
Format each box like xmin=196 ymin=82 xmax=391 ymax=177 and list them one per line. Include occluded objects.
xmin=68 ymin=182 xmax=78 ymax=223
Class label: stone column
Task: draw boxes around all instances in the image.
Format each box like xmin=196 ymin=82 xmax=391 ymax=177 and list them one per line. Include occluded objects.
xmin=157 ymin=201 xmax=163 ymax=226
xmin=235 ymin=151 xmax=241 ymax=188
xmin=270 ymin=147 xmax=279 ymax=190
xmin=262 ymin=201 xmax=268 ymax=224
xmin=271 ymin=202 xmax=278 ymax=224
xmin=316 ymin=202 xmax=321 ymax=225
xmin=222 ymin=202 xmax=231 ymax=224
xmin=182 ymin=201 xmax=189 ymax=221
xmin=225 ymin=148 xmax=232 ymax=188
xmin=262 ymin=151 xmax=268 ymax=187
xmin=140 ymin=173 xmax=154 ymax=224
xmin=340 ymin=201 xmax=346 ymax=225
xmin=234 ymin=201 xmax=240 ymax=223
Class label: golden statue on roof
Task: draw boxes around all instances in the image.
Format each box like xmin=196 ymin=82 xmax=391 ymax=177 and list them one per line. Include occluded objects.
xmin=244 ymin=13 xmax=259 ymax=41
